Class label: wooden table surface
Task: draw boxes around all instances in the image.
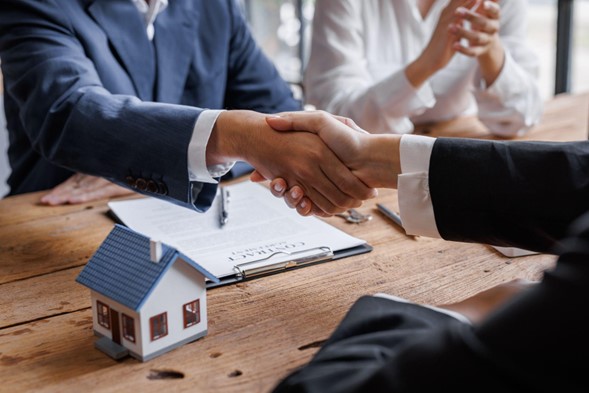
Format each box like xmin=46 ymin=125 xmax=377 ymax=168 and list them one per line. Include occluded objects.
xmin=1 ymin=92 xmax=587 ymax=392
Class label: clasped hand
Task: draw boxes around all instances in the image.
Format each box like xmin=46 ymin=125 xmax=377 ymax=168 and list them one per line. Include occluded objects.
xmin=251 ymin=111 xmax=402 ymax=217
xmin=408 ymin=0 xmax=503 ymax=88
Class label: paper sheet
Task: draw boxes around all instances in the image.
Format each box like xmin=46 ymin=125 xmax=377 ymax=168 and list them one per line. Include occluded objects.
xmin=108 ymin=182 xmax=367 ymax=279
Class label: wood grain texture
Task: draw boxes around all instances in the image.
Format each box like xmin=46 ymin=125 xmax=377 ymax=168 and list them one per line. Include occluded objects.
xmin=0 ymin=93 xmax=586 ymax=392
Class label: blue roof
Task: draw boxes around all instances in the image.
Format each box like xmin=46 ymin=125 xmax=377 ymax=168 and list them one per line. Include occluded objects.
xmin=76 ymin=225 xmax=219 ymax=311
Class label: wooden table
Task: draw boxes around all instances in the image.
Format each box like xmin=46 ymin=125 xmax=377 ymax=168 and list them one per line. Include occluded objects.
xmin=1 ymin=92 xmax=587 ymax=392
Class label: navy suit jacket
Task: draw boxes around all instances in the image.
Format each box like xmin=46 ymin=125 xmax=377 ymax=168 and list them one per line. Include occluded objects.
xmin=0 ymin=0 xmax=299 ymax=210
xmin=274 ymin=139 xmax=589 ymax=392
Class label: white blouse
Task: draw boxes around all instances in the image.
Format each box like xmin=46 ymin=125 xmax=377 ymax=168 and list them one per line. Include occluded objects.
xmin=304 ymin=0 xmax=543 ymax=136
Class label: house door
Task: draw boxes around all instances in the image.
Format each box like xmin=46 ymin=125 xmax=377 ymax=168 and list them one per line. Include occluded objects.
xmin=111 ymin=310 xmax=121 ymax=345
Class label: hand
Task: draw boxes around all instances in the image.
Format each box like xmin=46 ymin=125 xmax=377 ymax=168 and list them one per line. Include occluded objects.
xmin=250 ymin=171 xmax=315 ymax=216
xmin=266 ymin=111 xmax=402 ymax=189
xmin=453 ymin=0 xmax=501 ymax=57
xmin=453 ymin=0 xmax=505 ymax=86
xmin=207 ymin=110 xmax=377 ymax=215
xmin=251 ymin=111 xmax=402 ymax=216
xmin=39 ymin=173 xmax=135 ymax=205
xmin=437 ymin=278 xmax=538 ymax=324
xmin=406 ymin=0 xmax=475 ymax=88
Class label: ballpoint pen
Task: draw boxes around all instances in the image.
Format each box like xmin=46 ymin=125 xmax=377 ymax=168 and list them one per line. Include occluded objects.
xmin=219 ymin=187 xmax=229 ymax=227
xmin=376 ymin=203 xmax=415 ymax=238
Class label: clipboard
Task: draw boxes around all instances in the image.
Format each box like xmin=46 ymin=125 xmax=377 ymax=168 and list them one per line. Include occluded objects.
xmin=209 ymin=243 xmax=373 ymax=288
xmin=108 ymin=182 xmax=373 ymax=288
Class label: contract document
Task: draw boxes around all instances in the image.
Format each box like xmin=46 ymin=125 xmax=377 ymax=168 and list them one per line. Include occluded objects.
xmin=108 ymin=182 xmax=372 ymax=287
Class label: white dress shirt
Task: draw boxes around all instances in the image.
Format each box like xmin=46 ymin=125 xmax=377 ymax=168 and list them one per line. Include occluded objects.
xmin=305 ymin=0 xmax=543 ymax=136
xmin=132 ymin=0 xmax=231 ymax=184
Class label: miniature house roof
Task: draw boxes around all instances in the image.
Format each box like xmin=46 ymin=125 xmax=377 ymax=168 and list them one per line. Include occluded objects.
xmin=76 ymin=224 xmax=218 ymax=311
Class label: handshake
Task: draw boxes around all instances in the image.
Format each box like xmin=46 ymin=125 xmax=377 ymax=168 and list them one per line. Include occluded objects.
xmin=41 ymin=110 xmax=404 ymax=213
xmin=209 ymin=110 xmax=403 ymax=217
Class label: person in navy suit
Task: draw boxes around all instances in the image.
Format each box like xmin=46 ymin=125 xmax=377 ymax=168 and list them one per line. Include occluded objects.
xmin=257 ymin=112 xmax=588 ymax=392
xmin=0 ymin=0 xmax=374 ymax=213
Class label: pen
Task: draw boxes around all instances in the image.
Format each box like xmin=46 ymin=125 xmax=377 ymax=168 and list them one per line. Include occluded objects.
xmin=219 ymin=187 xmax=229 ymax=227
xmin=376 ymin=203 xmax=415 ymax=238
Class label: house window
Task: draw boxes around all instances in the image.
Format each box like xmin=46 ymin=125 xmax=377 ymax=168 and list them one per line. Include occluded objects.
xmin=122 ymin=314 xmax=135 ymax=343
xmin=150 ymin=312 xmax=168 ymax=341
xmin=96 ymin=301 xmax=110 ymax=329
xmin=183 ymin=299 xmax=200 ymax=328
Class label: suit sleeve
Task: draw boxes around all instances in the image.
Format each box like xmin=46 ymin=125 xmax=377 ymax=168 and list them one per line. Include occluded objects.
xmin=273 ymin=212 xmax=589 ymax=393
xmin=0 ymin=0 xmax=217 ymax=210
xmin=429 ymin=138 xmax=589 ymax=253
xmin=224 ymin=0 xmax=301 ymax=113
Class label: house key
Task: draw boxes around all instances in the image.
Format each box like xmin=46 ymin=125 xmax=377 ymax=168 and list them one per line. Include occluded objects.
xmin=335 ymin=208 xmax=373 ymax=224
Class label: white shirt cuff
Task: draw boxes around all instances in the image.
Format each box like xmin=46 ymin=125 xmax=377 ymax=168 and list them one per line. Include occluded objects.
xmin=373 ymin=293 xmax=471 ymax=325
xmin=187 ymin=109 xmax=235 ymax=184
xmin=397 ymin=134 xmax=440 ymax=238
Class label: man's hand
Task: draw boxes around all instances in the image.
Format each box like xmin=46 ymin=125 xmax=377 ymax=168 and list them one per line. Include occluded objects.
xmin=437 ymin=278 xmax=538 ymax=324
xmin=265 ymin=111 xmax=402 ymax=189
xmin=207 ymin=110 xmax=378 ymax=216
xmin=40 ymin=173 xmax=135 ymax=205
xmin=250 ymin=111 xmax=402 ymax=216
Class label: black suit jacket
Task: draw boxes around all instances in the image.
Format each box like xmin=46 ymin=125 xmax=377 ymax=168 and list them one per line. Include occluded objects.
xmin=274 ymin=139 xmax=589 ymax=393
xmin=431 ymin=138 xmax=589 ymax=253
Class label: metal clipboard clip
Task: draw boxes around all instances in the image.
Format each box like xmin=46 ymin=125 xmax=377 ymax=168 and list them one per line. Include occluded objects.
xmin=233 ymin=246 xmax=334 ymax=279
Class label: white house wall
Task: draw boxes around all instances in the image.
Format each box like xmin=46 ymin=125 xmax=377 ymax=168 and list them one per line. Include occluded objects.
xmin=90 ymin=291 xmax=143 ymax=356
xmin=140 ymin=259 xmax=207 ymax=359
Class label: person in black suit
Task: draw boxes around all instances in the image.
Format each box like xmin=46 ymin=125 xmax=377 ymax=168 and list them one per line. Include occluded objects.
xmin=257 ymin=112 xmax=588 ymax=392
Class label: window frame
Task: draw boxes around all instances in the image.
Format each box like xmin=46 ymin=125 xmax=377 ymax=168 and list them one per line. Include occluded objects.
xmin=96 ymin=300 xmax=111 ymax=330
xmin=150 ymin=312 xmax=168 ymax=341
xmin=122 ymin=314 xmax=136 ymax=343
xmin=183 ymin=299 xmax=201 ymax=328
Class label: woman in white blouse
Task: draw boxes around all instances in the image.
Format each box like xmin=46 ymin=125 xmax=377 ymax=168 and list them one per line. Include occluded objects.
xmin=304 ymin=0 xmax=542 ymax=136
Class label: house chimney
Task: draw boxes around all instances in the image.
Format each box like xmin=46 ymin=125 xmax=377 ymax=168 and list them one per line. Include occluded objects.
xmin=150 ymin=239 xmax=162 ymax=263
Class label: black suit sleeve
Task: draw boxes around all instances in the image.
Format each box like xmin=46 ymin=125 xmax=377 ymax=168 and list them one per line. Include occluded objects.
xmin=274 ymin=139 xmax=589 ymax=393
xmin=273 ymin=212 xmax=589 ymax=393
xmin=429 ymin=139 xmax=589 ymax=253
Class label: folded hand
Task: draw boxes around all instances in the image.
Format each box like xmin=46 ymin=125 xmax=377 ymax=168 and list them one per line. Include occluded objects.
xmin=452 ymin=0 xmax=502 ymax=58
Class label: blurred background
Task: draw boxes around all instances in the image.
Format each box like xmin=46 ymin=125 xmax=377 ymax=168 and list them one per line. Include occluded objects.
xmin=242 ymin=0 xmax=589 ymax=100
xmin=1 ymin=0 xmax=587 ymax=197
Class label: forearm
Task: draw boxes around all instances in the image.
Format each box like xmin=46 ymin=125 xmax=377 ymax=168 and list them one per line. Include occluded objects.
xmin=477 ymin=37 xmax=505 ymax=87
xmin=354 ymin=134 xmax=402 ymax=189
xmin=206 ymin=110 xmax=259 ymax=165
xmin=475 ymin=50 xmax=543 ymax=136
xmin=405 ymin=52 xmax=443 ymax=90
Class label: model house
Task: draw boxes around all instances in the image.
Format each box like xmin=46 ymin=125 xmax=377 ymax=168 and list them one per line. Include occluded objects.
xmin=76 ymin=224 xmax=219 ymax=362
